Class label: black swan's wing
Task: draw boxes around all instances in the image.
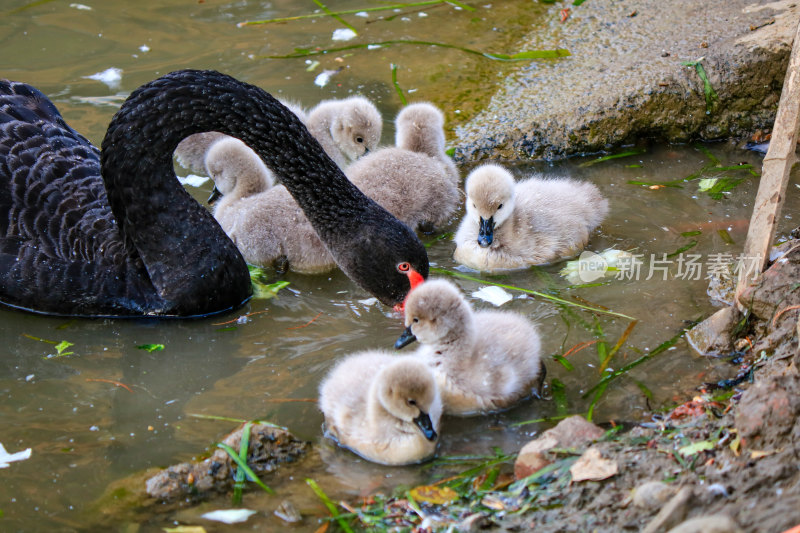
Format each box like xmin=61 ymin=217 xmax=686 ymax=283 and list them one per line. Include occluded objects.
xmin=0 ymin=80 xmax=159 ymax=316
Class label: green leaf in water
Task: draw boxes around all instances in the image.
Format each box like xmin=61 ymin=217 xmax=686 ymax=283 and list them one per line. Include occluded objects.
xmin=633 ymin=379 xmax=654 ymax=403
xmin=667 ymin=240 xmax=698 ymax=258
xmin=137 ymin=344 xmax=164 ymax=352
xmin=551 ymin=378 xmax=568 ymax=417
xmin=697 ymin=177 xmax=718 ymax=192
xmin=253 ymin=280 xmax=290 ymax=299
xmin=306 ymin=478 xmax=353 ymax=533
xmin=573 ymin=0 xmax=588 ymax=5
xmin=445 ymin=147 xmax=456 ymax=157
xmin=625 ymin=164 xmax=643 ymax=168
xmin=391 ymin=63 xmax=408 ymax=106
xmin=680 ymin=230 xmax=702 ymax=237
xmin=579 ymin=148 xmax=646 ymax=167
xmin=54 ymin=340 xmax=74 ymax=357
xmin=718 ymin=229 xmax=735 ymax=245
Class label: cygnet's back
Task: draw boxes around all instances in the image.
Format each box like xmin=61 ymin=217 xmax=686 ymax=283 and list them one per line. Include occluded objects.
xmin=219 ymin=184 xmax=334 ymax=273
xmin=306 ymin=96 xmax=383 ymax=168
xmin=346 ymin=102 xmax=460 ymax=233
xmin=398 ymin=279 xmax=544 ymax=415
xmin=319 ymin=351 xmax=442 ymax=465
xmin=454 ymin=164 xmax=608 ymax=271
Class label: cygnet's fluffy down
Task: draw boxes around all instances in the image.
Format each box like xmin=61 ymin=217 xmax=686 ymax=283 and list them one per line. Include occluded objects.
xmin=319 ymin=352 xmax=442 ymax=465
xmin=396 ymin=279 xmax=544 ymax=416
xmin=346 ymin=103 xmax=460 ymax=233
xmin=205 ymin=137 xmax=275 ymax=211
xmin=205 ymin=137 xmax=333 ymax=273
xmin=454 ymin=164 xmax=608 ymax=272
xmin=174 ymin=99 xmax=308 ymax=174
xmin=305 ymin=96 xmax=382 ymax=168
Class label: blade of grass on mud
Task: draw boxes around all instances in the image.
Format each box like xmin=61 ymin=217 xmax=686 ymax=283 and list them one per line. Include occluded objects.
xmin=218 ymin=442 xmax=274 ymax=494
xmin=582 ymin=328 xmax=686 ymax=399
xmin=306 ymin=478 xmax=354 ymax=533
xmin=264 ymin=39 xmax=569 ymax=62
xmin=188 ymin=413 xmax=287 ymax=429
xmin=432 ymin=267 xmax=636 ymax=320
xmin=390 ymin=63 xmax=408 ymax=105
xmin=579 ymin=148 xmax=646 ymax=167
xmin=682 ymin=59 xmax=718 ymax=112
xmin=232 ymin=422 xmax=252 ymax=505
xmin=718 ymin=229 xmax=735 ymax=244
xmin=598 ymin=320 xmax=638 ymax=374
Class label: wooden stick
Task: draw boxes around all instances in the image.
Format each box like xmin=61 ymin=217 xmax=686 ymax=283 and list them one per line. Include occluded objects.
xmin=735 ymin=18 xmax=800 ymax=308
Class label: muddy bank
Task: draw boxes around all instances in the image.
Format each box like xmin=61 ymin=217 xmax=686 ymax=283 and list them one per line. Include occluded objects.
xmin=453 ymin=0 xmax=799 ymax=161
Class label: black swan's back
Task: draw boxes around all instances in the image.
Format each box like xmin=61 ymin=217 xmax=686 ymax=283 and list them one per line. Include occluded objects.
xmin=0 ymin=70 xmax=427 ymax=317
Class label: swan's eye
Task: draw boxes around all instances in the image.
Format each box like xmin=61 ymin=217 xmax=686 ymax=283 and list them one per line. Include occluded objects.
xmin=397 ymin=262 xmax=411 ymax=272
xmin=498 ymin=203 xmax=504 ymax=209
xmin=356 ymin=136 xmax=364 ymax=143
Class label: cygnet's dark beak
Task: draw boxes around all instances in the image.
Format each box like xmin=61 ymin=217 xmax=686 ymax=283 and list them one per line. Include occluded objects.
xmin=394 ymin=326 xmax=417 ymax=349
xmin=207 ymin=186 xmax=223 ymax=205
xmin=413 ymin=412 xmax=437 ymax=441
xmin=477 ymin=216 xmax=494 ymax=248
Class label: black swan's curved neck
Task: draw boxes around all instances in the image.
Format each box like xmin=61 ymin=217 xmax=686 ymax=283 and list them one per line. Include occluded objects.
xmin=102 ymin=70 xmax=428 ymax=306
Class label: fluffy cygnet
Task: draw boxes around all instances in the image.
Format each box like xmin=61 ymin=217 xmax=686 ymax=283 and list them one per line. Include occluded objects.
xmin=202 ymin=137 xmax=332 ymax=273
xmin=319 ymin=352 xmax=442 ymax=465
xmin=205 ymin=137 xmax=275 ymax=208
xmin=453 ymin=164 xmax=609 ymax=271
xmin=345 ymin=102 xmax=460 ymax=233
xmin=306 ymin=95 xmax=383 ymax=168
xmin=396 ymin=279 xmax=545 ymax=416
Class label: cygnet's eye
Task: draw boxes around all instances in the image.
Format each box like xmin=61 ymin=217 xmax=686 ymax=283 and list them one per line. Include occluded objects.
xmin=407 ymin=399 xmax=417 ymax=406
xmin=355 ymin=136 xmax=364 ymax=144
xmin=397 ymin=262 xmax=411 ymax=273
xmin=412 ymin=317 xmax=419 ymax=323
xmin=498 ymin=203 xmax=504 ymax=210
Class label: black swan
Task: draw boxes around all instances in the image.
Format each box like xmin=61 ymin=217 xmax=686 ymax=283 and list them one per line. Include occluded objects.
xmin=0 ymin=69 xmax=428 ymax=317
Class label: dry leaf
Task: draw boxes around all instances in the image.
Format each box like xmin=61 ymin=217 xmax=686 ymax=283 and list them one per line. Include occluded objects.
xmin=408 ymin=485 xmax=459 ymax=505
xmin=569 ymin=447 xmax=618 ymax=482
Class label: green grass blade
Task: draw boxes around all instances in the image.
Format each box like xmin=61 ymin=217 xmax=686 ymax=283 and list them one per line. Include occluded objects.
xmin=306 ymin=478 xmax=354 ymax=533
xmin=432 ymin=267 xmax=636 ymax=320
xmin=579 ymin=148 xmax=646 ymax=167
xmin=265 ymin=39 xmax=570 ymax=62
xmin=217 ymin=442 xmax=275 ymax=494
xmin=581 ymin=329 xmax=685 ymax=399
xmin=551 ymin=378 xmax=568 ymax=417
xmin=312 ymin=0 xmax=357 ymax=33
xmin=391 ymin=64 xmax=408 ymax=105
xmin=232 ymin=422 xmax=252 ymax=505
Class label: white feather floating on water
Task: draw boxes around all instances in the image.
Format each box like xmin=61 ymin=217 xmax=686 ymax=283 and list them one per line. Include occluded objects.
xmin=84 ymin=68 xmax=122 ymax=89
xmin=332 ymin=28 xmax=357 ymax=41
xmin=201 ymin=509 xmax=257 ymax=524
xmin=178 ymin=174 xmax=210 ymax=188
xmin=471 ymin=285 xmax=513 ymax=307
xmin=0 ymin=443 xmax=32 ymax=468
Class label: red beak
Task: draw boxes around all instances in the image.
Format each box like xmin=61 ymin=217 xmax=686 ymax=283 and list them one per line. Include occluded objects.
xmin=393 ymin=267 xmax=425 ymax=312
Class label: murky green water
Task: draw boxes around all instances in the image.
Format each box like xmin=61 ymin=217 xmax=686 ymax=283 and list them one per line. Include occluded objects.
xmin=2 ymin=1 xmax=798 ymax=531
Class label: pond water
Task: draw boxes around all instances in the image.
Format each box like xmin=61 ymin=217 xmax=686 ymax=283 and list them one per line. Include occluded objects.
xmin=2 ymin=1 xmax=799 ymax=531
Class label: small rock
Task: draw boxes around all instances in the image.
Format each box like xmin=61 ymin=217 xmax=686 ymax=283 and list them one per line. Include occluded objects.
xmin=738 ymin=243 xmax=800 ymax=321
xmin=642 ymin=486 xmax=693 ymax=533
xmin=569 ymin=446 xmax=618 ymax=482
xmin=514 ymin=416 xmax=604 ymax=479
xmin=666 ymin=514 xmax=744 ymax=533
xmin=734 ymin=373 xmax=800 ymax=449
xmin=686 ymin=306 xmax=742 ymax=356
xmin=542 ymin=415 xmax=605 ymax=447
xmin=274 ymin=499 xmax=302 ymax=523
xmin=514 ymin=435 xmax=558 ymax=479
xmin=632 ymin=480 xmax=678 ymax=510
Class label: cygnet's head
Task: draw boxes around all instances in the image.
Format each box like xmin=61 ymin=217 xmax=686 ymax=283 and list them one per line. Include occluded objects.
xmin=204 ymin=137 xmax=274 ymax=202
xmin=329 ymin=96 xmax=382 ymax=164
xmin=396 ymin=279 xmax=471 ymax=348
xmin=375 ymin=358 xmax=441 ymax=441
xmin=464 ymin=164 xmax=516 ymax=247
xmin=394 ymin=102 xmax=446 ymax=157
